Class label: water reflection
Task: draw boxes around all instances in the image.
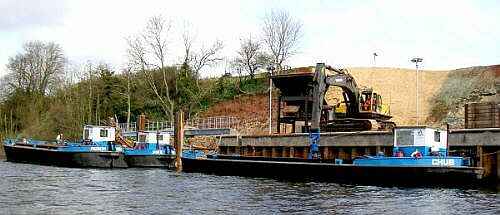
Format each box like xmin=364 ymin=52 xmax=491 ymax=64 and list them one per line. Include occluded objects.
xmin=0 ymin=162 xmax=498 ymax=214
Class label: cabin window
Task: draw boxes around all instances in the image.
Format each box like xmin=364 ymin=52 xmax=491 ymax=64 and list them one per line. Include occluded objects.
xmin=396 ymin=130 xmax=414 ymax=146
xmin=138 ymin=134 xmax=146 ymax=142
xmin=100 ymin=129 xmax=108 ymax=138
xmin=434 ymin=131 xmax=441 ymax=142
xmin=157 ymin=135 xmax=163 ymax=141
xmin=84 ymin=129 xmax=90 ymax=139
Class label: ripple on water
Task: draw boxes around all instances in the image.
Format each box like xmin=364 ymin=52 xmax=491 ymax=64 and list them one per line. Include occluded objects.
xmin=0 ymin=161 xmax=498 ymax=214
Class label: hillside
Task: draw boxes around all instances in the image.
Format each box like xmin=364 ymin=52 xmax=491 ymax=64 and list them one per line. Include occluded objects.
xmin=342 ymin=67 xmax=450 ymax=126
xmin=201 ymin=65 xmax=499 ymax=133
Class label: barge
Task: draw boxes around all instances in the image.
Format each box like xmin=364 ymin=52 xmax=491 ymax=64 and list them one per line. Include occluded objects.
xmin=3 ymin=125 xmax=127 ymax=168
xmin=181 ymin=127 xmax=484 ymax=185
xmin=124 ymin=130 xmax=175 ymax=168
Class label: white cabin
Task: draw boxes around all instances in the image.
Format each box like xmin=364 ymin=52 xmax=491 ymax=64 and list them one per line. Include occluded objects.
xmin=137 ymin=131 xmax=170 ymax=145
xmin=394 ymin=126 xmax=447 ymax=151
xmin=83 ymin=125 xmax=116 ymax=142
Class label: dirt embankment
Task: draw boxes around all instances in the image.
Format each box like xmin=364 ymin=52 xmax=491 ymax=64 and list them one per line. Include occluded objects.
xmin=200 ymin=93 xmax=278 ymax=135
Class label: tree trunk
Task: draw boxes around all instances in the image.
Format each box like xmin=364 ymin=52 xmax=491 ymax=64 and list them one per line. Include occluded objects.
xmin=88 ymin=68 xmax=93 ymax=125
xmin=126 ymin=72 xmax=131 ymax=129
xmin=10 ymin=109 xmax=13 ymax=135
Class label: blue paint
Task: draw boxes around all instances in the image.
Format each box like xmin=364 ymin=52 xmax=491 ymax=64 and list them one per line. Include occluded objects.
xmin=308 ymin=129 xmax=321 ymax=159
xmin=353 ymin=127 xmax=470 ymax=167
xmin=182 ymin=150 xmax=205 ymax=159
xmin=123 ymin=143 xmax=175 ymax=156
xmin=3 ymin=138 xmax=121 ymax=153
xmin=353 ymin=156 xmax=465 ymax=167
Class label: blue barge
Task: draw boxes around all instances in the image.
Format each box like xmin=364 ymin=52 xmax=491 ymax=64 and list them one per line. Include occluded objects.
xmin=3 ymin=125 xmax=177 ymax=168
xmin=181 ymin=126 xmax=484 ymax=185
xmin=3 ymin=125 xmax=127 ymax=168
xmin=123 ymin=130 xmax=175 ymax=168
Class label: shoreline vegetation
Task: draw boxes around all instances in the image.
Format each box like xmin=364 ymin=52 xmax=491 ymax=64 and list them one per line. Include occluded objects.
xmin=0 ymin=11 xmax=498 ymax=142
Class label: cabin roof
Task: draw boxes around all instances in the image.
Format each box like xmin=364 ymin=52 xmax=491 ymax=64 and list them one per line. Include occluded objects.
xmin=395 ymin=126 xmax=444 ymax=130
xmin=84 ymin=125 xmax=115 ymax=129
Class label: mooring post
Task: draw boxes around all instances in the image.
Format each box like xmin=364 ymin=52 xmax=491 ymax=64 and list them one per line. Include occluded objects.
xmin=477 ymin=145 xmax=483 ymax=167
xmin=174 ymin=111 xmax=184 ymax=172
xmin=497 ymin=152 xmax=500 ymax=180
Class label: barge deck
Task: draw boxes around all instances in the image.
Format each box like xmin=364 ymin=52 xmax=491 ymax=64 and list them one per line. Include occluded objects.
xmin=4 ymin=144 xmax=127 ymax=168
xmin=182 ymin=157 xmax=484 ymax=185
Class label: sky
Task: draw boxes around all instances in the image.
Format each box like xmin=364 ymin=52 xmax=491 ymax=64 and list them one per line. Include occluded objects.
xmin=0 ymin=0 xmax=499 ymax=77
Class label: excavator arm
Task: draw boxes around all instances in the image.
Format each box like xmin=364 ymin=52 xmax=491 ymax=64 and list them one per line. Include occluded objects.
xmin=308 ymin=63 xmax=327 ymax=159
xmin=324 ymin=70 xmax=360 ymax=117
xmin=311 ymin=63 xmax=362 ymax=129
xmin=310 ymin=63 xmax=327 ymax=131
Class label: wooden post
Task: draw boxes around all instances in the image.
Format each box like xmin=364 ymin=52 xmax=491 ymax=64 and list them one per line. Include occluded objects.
xmin=277 ymin=96 xmax=281 ymax=134
xmin=271 ymin=147 xmax=277 ymax=157
xmin=477 ymin=145 xmax=483 ymax=167
xmin=174 ymin=111 xmax=184 ymax=172
xmin=351 ymin=148 xmax=357 ymax=160
xmin=138 ymin=114 xmax=146 ymax=132
xmin=323 ymin=146 xmax=329 ymax=159
xmin=464 ymin=103 xmax=469 ymax=128
xmin=497 ymin=151 xmax=500 ymax=181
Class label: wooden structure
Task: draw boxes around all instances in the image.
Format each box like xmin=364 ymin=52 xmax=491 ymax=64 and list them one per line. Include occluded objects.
xmin=174 ymin=112 xmax=184 ymax=171
xmin=465 ymin=102 xmax=500 ymax=128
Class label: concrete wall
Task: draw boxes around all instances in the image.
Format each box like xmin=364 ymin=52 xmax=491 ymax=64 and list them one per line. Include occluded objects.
xmin=220 ymin=131 xmax=393 ymax=147
xmin=448 ymin=128 xmax=500 ymax=146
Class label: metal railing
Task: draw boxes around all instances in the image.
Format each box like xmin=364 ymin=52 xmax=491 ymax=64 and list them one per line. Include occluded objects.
xmin=117 ymin=116 xmax=239 ymax=132
xmin=118 ymin=122 xmax=137 ymax=132
xmin=145 ymin=121 xmax=174 ymax=131
xmin=187 ymin=116 xmax=239 ymax=129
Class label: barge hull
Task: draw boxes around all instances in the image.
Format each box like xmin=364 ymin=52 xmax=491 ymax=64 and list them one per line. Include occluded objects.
xmin=125 ymin=155 xmax=175 ymax=168
xmin=182 ymin=158 xmax=484 ymax=185
xmin=4 ymin=145 xmax=127 ymax=168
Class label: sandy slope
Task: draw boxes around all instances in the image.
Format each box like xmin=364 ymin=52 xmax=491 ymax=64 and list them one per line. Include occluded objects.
xmin=341 ymin=67 xmax=450 ymax=125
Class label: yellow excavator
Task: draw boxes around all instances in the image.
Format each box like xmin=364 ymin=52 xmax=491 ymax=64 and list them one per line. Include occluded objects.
xmin=272 ymin=63 xmax=395 ymax=132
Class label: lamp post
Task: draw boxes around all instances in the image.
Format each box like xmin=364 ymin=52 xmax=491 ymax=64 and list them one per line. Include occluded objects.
xmin=411 ymin=57 xmax=423 ymax=125
xmin=267 ymin=65 xmax=275 ymax=134
xmin=373 ymin=52 xmax=378 ymax=67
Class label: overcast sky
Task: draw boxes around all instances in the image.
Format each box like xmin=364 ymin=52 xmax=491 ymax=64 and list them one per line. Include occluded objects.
xmin=1 ymin=0 xmax=499 ymax=77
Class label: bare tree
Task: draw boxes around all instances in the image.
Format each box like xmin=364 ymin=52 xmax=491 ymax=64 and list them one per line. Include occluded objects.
xmin=234 ymin=36 xmax=270 ymax=79
xmin=143 ymin=15 xmax=171 ymax=68
xmin=6 ymin=41 xmax=65 ymax=95
xmin=127 ymin=15 xmax=175 ymax=120
xmin=181 ymin=24 xmax=224 ymax=78
xmin=118 ymin=67 xmax=133 ymax=127
xmin=261 ymin=10 xmax=303 ymax=71
xmin=0 ymin=75 xmax=12 ymax=101
xmin=86 ymin=62 xmax=94 ymax=124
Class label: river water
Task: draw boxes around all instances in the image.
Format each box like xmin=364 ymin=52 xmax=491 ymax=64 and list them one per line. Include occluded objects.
xmin=0 ymin=161 xmax=498 ymax=215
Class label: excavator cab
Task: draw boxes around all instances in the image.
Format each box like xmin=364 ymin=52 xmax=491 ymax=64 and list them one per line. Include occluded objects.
xmin=359 ymin=89 xmax=390 ymax=115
